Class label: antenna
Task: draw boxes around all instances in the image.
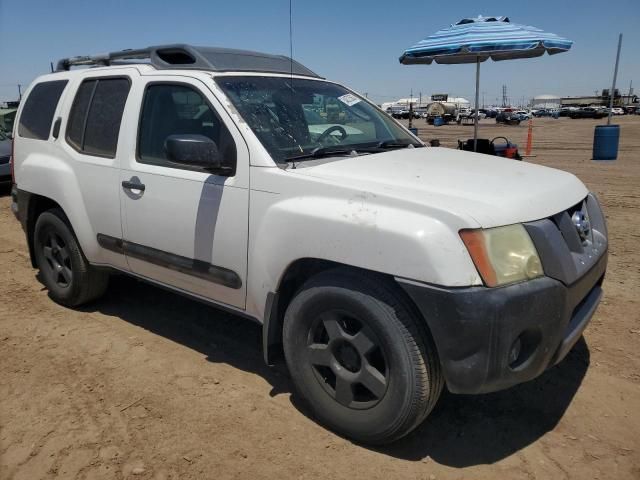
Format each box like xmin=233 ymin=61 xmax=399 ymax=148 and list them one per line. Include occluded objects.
xmin=289 ymin=0 xmax=293 ymax=76
xmin=288 ymin=0 xmax=297 ymax=169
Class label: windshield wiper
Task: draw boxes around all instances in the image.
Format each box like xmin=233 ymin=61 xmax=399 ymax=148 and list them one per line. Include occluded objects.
xmin=283 ymin=140 xmax=422 ymax=164
xmin=284 ymin=146 xmax=357 ymax=162
xmin=376 ymin=139 xmax=419 ymax=149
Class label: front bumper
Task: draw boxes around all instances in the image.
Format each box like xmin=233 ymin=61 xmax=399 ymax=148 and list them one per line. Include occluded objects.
xmin=398 ymin=251 xmax=607 ymax=394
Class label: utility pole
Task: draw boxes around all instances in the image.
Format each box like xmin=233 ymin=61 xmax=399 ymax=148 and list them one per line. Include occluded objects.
xmin=628 ymin=80 xmax=633 ymax=105
xmin=502 ymin=85 xmax=508 ymax=107
xmin=18 ymin=84 xmax=22 ymax=101
xmin=364 ymin=92 xmax=368 ymax=99
xmin=418 ymin=92 xmax=422 ymax=108
xmin=607 ymin=34 xmax=622 ymax=126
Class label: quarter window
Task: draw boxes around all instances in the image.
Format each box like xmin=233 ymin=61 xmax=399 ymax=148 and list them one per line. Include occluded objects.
xmin=137 ymin=83 xmax=236 ymax=168
xmin=18 ymin=80 xmax=68 ymax=140
xmin=66 ymin=77 xmax=131 ymax=158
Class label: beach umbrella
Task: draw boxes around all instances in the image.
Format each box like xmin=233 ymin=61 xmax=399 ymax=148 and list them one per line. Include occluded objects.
xmin=400 ymin=16 xmax=573 ymax=151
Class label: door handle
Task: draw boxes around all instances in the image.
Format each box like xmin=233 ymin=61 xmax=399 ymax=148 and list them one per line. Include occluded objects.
xmin=122 ymin=180 xmax=146 ymax=191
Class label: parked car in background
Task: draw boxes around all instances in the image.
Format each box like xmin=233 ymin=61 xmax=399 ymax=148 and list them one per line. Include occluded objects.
xmin=515 ymin=110 xmax=531 ymax=120
xmin=390 ymin=108 xmax=419 ymax=120
xmin=569 ymin=107 xmax=608 ymax=119
xmin=0 ymin=128 xmax=12 ymax=184
xmin=611 ymin=107 xmax=625 ymax=115
xmin=456 ymin=108 xmax=485 ymax=123
xmin=496 ymin=111 xmax=521 ymax=125
xmin=472 ymin=109 xmax=487 ymax=120
xmin=479 ymin=108 xmax=497 ymax=118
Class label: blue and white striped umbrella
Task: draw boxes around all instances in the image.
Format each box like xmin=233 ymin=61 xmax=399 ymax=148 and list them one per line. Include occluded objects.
xmin=400 ymin=16 xmax=573 ymax=65
xmin=399 ymin=16 xmax=572 ymax=151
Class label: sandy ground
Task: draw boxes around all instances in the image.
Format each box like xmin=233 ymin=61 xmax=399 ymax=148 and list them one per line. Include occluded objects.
xmin=1 ymin=116 xmax=639 ymax=480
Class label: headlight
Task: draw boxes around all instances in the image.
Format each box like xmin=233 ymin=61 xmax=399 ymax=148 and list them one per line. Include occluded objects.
xmin=460 ymin=224 xmax=544 ymax=287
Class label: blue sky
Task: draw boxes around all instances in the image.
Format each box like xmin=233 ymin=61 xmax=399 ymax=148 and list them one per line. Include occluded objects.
xmin=1 ymin=0 xmax=638 ymax=105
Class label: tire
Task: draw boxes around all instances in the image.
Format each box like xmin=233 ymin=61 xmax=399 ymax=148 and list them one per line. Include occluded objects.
xmin=283 ymin=268 xmax=443 ymax=445
xmin=33 ymin=208 xmax=109 ymax=307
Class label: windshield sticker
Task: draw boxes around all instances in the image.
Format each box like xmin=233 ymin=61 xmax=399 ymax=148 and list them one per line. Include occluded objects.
xmin=337 ymin=93 xmax=361 ymax=106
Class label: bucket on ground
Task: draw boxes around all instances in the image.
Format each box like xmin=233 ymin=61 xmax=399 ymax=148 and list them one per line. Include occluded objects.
xmin=593 ymin=125 xmax=620 ymax=160
xmin=433 ymin=116 xmax=444 ymax=127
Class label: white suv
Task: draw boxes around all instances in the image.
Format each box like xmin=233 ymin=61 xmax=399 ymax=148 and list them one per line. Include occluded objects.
xmin=10 ymin=45 xmax=608 ymax=445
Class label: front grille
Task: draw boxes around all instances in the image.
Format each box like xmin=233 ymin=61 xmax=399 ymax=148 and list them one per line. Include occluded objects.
xmin=525 ymin=193 xmax=608 ymax=286
xmin=551 ymin=198 xmax=593 ymax=253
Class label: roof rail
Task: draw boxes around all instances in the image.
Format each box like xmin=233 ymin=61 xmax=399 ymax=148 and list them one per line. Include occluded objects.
xmin=55 ymin=44 xmax=321 ymax=78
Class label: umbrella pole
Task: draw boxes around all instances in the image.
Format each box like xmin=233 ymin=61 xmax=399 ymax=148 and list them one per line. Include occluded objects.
xmin=474 ymin=57 xmax=480 ymax=151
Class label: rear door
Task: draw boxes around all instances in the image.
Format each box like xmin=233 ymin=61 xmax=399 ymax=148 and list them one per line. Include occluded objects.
xmin=60 ymin=71 xmax=137 ymax=270
xmin=117 ymin=75 xmax=249 ymax=309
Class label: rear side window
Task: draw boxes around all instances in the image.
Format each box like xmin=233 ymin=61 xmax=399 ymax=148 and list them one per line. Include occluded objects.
xmin=66 ymin=80 xmax=95 ymax=149
xmin=18 ymin=80 xmax=68 ymax=140
xmin=66 ymin=77 xmax=131 ymax=158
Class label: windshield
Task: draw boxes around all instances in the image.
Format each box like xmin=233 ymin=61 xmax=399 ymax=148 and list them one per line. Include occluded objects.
xmin=215 ymin=76 xmax=422 ymax=163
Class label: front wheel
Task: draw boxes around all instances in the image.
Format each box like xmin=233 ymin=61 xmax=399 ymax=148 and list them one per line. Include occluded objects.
xmin=33 ymin=208 xmax=109 ymax=307
xmin=283 ymin=269 xmax=443 ymax=445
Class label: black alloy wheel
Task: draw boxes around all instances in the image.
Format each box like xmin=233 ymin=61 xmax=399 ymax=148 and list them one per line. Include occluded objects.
xmin=306 ymin=309 xmax=389 ymax=409
xmin=41 ymin=230 xmax=73 ymax=288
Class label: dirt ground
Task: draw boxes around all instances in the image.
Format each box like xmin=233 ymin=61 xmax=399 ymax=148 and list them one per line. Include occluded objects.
xmin=1 ymin=116 xmax=639 ymax=480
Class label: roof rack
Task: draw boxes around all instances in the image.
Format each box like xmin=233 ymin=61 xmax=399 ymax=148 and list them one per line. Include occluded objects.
xmin=55 ymin=44 xmax=321 ymax=78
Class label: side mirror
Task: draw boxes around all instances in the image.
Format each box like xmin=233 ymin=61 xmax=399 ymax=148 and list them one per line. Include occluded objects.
xmin=164 ymin=134 xmax=222 ymax=170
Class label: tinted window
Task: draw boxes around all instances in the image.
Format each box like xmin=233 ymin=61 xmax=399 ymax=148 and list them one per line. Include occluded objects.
xmin=18 ymin=80 xmax=68 ymax=140
xmin=138 ymin=84 xmax=236 ymax=168
xmin=67 ymin=80 xmax=96 ymax=149
xmin=66 ymin=78 xmax=130 ymax=157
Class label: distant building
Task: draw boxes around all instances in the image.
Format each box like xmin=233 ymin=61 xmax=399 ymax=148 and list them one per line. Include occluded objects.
xmin=531 ymin=94 xmax=561 ymax=109
xmin=561 ymin=90 xmax=638 ymax=107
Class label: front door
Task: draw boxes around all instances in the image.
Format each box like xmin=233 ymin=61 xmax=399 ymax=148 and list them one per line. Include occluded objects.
xmin=118 ymin=76 xmax=249 ymax=309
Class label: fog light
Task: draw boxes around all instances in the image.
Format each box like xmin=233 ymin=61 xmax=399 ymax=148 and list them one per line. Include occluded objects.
xmin=509 ymin=337 xmax=522 ymax=367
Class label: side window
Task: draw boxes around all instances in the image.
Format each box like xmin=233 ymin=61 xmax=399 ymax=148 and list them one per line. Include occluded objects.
xmin=18 ymin=80 xmax=68 ymax=140
xmin=66 ymin=77 xmax=131 ymax=158
xmin=138 ymin=83 xmax=236 ymax=168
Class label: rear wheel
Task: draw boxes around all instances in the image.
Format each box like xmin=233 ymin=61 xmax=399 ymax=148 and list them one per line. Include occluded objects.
xmin=34 ymin=208 xmax=109 ymax=307
xmin=283 ymin=268 xmax=443 ymax=445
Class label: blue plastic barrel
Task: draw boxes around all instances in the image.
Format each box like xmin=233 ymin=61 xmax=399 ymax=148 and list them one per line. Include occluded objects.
xmin=409 ymin=127 xmax=418 ymax=136
xmin=593 ymin=125 xmax=620 ymax=160
xmin=433 ymin=117 xmax=444 ymax=127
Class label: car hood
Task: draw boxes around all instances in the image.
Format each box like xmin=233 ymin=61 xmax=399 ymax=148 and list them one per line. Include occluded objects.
xmin=290 ymin=147 xmax=588 ymax=228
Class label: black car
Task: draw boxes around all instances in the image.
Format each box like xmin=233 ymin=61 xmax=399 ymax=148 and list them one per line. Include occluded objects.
xmin=478 ymin=108 xmax=497 ymax=118
xmin=569 ymin=107 xmax=608 ymax=119
xmin=496 ymin=111 xmax=521 ymax=125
